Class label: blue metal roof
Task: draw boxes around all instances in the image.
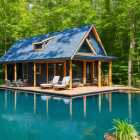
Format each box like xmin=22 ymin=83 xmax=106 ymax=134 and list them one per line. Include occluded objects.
xmin=0 ymin=24 xmax=117 ymax=63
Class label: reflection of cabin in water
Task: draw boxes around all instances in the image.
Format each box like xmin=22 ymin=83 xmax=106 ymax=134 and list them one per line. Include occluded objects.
xmin=0 ymin=24 xmax=117 ymax=90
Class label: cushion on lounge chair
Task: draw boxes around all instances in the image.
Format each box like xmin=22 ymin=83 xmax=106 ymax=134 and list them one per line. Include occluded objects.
xmin=40 ymin=76 xmax=60 ymax=88
xmin=53 ymin=76 xmax=70 ymax=89
xmin=41 ymin=83 xmax=52 ymax=87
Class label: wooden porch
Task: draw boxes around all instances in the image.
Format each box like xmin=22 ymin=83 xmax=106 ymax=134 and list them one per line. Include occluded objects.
xmin=0 ymin=85 xmax=131 ymax=98
xmin=4 ymin=60 xmax=113 ymax=91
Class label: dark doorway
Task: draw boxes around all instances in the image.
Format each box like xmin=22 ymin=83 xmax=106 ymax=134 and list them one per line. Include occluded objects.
xmin=86 ymin=62 xmax=92 ymax=83
xmin=7 ymin=64 xmax=14 ymax=81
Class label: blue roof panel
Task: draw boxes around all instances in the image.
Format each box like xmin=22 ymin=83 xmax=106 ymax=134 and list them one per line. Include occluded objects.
xmin=0 ymin=24 xmax=93 ymax=63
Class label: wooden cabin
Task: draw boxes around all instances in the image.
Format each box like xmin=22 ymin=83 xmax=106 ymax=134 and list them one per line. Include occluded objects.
xmin=0 ymin=24 xmax=117 ymax=90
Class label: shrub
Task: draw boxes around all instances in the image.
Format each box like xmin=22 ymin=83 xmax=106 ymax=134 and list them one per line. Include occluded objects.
xmin=111 ymin=119 xmax=137 ymax=140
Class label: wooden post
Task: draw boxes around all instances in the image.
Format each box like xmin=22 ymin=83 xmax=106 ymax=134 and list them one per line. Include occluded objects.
xmin=109 ymin=61 xmax=112 ymax=86
xmin=69 ymin=60 xmax=72 ymax=90
xmin=14 ymin=63 xmax=17 ymax=81
xmin=64 ymin=61 xmax=66 ymax=76
xmin=5 ymin=63 xmax=7 ymax=80
xmin=83 ymin=61 xmax=86 ymax=85
xmin=92 ymin=61 xmax=94 ymax=82
xmin=34 ymin=62 xmax=36 ymax=87
xmin=46 ymin=63 xmax=48 ymax=83
xmin=98 ymin=61 xmax=101 ymax=87
xmin=54 ymin=63 xmax=56 ymax=76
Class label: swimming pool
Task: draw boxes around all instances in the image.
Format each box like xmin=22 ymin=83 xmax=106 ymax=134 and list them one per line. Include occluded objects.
xmin=0 ymin=89 xmax=139 ymax=140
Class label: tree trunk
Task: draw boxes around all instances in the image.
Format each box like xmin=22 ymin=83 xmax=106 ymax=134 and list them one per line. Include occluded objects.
xmin=128 ymin=10 xmax=135 ymax=87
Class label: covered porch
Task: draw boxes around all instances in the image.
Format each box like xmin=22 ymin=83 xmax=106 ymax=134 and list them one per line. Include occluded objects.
xmin=4 ymin=59 xmax=112 ymax=90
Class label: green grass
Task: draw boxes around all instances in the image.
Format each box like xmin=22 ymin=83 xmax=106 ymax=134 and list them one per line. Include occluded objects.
xmin=0 ymin=79 xmax=5 ymax=85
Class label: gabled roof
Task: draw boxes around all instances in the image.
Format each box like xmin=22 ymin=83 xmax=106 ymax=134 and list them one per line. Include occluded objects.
xmin=0 ymin=24 xmax=117 ymax=63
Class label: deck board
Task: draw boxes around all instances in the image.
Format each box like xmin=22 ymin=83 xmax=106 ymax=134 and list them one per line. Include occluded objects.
xmin=0 ymin=85 xmax=131 ymax=98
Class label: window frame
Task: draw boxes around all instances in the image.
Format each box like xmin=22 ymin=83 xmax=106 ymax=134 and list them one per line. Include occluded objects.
xmin=33 ymin=35 xmax=56 ymax=51
xmin=22 ymin=63 xmax=28 ymax=80
xmin=36 ymin=63 xmax=41 ymax=74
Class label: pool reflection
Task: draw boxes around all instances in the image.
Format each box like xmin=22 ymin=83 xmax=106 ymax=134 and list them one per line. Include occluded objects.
xmin=1 ymin=90 xmax=135 ymax=140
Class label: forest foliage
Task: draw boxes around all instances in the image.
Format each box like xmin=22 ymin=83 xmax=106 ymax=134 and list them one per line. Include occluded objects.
xmin=0 ymin=0 xmax=139 ymax=86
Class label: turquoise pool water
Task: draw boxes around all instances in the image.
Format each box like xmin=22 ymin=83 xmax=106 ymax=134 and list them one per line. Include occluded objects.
xmin=0 ymin=89 xmax=140 ymax=140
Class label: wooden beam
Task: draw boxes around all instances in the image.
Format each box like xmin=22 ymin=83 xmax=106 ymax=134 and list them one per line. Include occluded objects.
xmin=109 ymin=61 xmax=112 ymax=86
xmin=92 ymin=26 xmax=107 ymax=55
xmin=54 ymin=64 xmax=56 ymax=76
xmin=64 ymin=61 xmax=66 ymax=76
xmin=86 ymin=38 xmax=97 ymax=55
xmin=69 ymin=60 xmax=72 ymax=90
xmin=32 ymin=35 xmax=56 ymax=44
xmin=34 ymin=62 xmax=36 ymax=87
xmin=92 ymin=61 xmax=94 ymax=81
xmin=14 ymin=63 xmax=17 ymax=81
xmin=71 ymin=25 xmax=94 ymax=59
xmin=83 ymin=61 xmax=86 ymax=84
xmin=98 ymin=61 xmax=101 ymax=87
xmin=5 ymin=63 xmax=7 ymax=80
xmin=47 ymin=63 xmax=48 ymax=83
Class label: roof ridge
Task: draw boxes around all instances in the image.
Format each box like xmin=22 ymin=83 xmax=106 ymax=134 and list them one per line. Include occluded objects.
xmin=18 ymin=24 xmax=93 ymax=41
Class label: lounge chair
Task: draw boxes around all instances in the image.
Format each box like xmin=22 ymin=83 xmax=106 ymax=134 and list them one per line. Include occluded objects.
xmin=40 ymin=76 xmax=60 ymax=89
xmin=16 ymin=79 xmax=26 ymax=87
xmin=53 ymin=76 xmax=70 ymax=90
xmin=5 ymin=80 xmax=17 ymax=87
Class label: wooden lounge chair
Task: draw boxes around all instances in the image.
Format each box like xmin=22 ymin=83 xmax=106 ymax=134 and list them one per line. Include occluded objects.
xmin=40 ymin=76 xmax=60 ymax=89
xmin=53 ymin=76 xmax=70 ymax=90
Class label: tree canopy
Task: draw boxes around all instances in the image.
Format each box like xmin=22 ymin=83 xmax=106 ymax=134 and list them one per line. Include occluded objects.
xmin=0 ymin=0 xmax=139 ymax=86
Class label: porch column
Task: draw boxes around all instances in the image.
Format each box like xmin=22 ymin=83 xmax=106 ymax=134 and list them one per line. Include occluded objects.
xmin=64 ymin=60 xmax=66 ymax=76
xmin=109 ymin=61 xmax=112 ymax=86
xmin=46 ymin=63 xmax=48 ymax=83
xmin=92 ymin=61 xmax=94 ymax=81
xmin=83 ymin=60 xmax=86 ymax=85
xmin=14 ymin=63 xmax=17 ymax=81
xmin=5 ymin=63 xmax=7 ymax=80
xmin=54 ymin=64 xmax=56 ymax=76
xmin=69 ymin=60 xmax=72 ymax=90
xmin=34 ymin=62 xmax=36 ymax=87
xmin=98 ymin=61 xmax=101 ymax=87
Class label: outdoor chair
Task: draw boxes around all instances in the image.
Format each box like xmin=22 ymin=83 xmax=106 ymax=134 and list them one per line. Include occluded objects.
xmin=102 ymin=75 xmax=109 ymax=86
xmin=53 ymin=76 xmax=70 ymax=90
xmin=16 ymin=79 xmax=26 ymax=87
xmin=40 ymin=76 xmax=60 ymax=89
xmin=93 ymin=77 xmax=98 ymax=86
xmin=5 ymin=80 xmax=17 ymax=87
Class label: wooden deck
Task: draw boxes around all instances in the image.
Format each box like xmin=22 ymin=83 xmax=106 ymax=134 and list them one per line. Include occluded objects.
xmin=0 ymin=85 xmax=131 ymax=98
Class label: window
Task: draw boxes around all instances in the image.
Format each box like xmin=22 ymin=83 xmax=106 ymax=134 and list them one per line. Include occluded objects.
xmin=78 ymin=41 xmax=93 ymax=53
xmin=35 ymin=44 xmax=43 ymax=50
xmin=33 ymin=35 xmax=56 ymax=51
xmin=36 ymin=63 xmax=41 ymax=74
xmin=23 ymin=63 xmax=28 ymax=80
